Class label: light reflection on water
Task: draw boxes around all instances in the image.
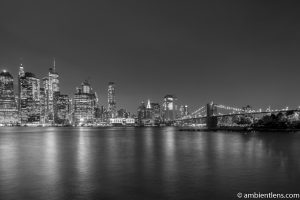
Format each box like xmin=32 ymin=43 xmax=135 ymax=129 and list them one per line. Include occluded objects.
xmin=43 ymin=131 xmax=58 ymax=187
xmin=0 ymin=127 xmax=299 ymax=200
xmin=0 ymin=133 xmax=18 ymax=196
xmin=162 ymin=128 xmax=177 ymax=196
xmin=76 ymin=127 xmax=93 ymax=196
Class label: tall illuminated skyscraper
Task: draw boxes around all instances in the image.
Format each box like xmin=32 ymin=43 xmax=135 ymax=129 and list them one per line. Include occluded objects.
xmin=49 ymin=59 xmax=60 ymax=93
xmin=146 ymin=99 xmax=152 ymax=119
xmin=18 ymin=63 xmax=24 ymax=116
xmin=0 ymin=70 xmax=18 ymax=125
xmin=39 ymin=87 xmax=46 ymax=124
xmin=162 ymin=94 xmax=177 ymax=122
xmin=42 ymin=59 xmax=60 ymax=123
xmin=107 ymin=82 xmax=116 ymax=118
xmin=19 ymin=71 xmax=40 ymax=124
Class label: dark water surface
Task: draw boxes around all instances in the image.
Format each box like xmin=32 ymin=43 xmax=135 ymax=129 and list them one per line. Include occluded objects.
xmin=0 ymin=127 xmax=299 ymax=200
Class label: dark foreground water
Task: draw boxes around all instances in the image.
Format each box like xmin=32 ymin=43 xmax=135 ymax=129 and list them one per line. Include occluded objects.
xmin=0 ymin=127 xmax=299 ymax=200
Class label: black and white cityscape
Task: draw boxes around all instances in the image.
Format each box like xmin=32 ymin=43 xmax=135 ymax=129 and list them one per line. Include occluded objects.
xmin=0 ymin=64 xmax=183 ymax=127
xmin=1 ymin=1 xmax=300 ymax=200
xmin=1 ymin=64 xmax=300 ymax=130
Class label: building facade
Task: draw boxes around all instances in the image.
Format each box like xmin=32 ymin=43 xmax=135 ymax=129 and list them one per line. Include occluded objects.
xmin=19 ymin=71 xmax=41 ymax=124
xmin=18 ymin=64 xmax=24 ymax=117
xmin=39 ymin=87 xmax=46 ymax=124
xmin=54 ymin=93 xmax=70 ymax=125
xmin=107 ymin=82 xmax=116 ymax=118
xmin=0 ymin=70 xmax=18 ymax=125
xmin=151 ymin=102 xmax=161 ymax=124
xmin=162 ymin=95 xmax=177 ymax=122
xmin=73 ymin=80 xmax=98 ymax=125
xmin=43 ymin=63 xmax=59 ymax=124
xmin=137 ymin=101 xmax=146 ymax=125
xmin=137 ymin=100 xmax=161 ymax=126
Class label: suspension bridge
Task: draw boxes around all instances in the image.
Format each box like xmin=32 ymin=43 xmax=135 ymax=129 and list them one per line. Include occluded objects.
xmin=176 ymin=102 xmax=299 ymax=129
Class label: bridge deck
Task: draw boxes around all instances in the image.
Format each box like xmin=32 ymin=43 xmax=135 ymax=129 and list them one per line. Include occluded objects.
xmin=177 ymin=109 xmax=299 ymax=121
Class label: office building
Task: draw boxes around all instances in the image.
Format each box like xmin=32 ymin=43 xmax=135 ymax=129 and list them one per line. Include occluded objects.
xmin=19 ymin=70 xmax=41 ymax=124
xmin=0 ymin=70 xmax=18 ymax=125
xmin=73 ymin=80 xmax=98 ymax=125
xmin=54 ymin=93 xmax=70 ymax=125
xmin=107 ymin=82 xmax=116 ymax=118
xmin=42 ymin=60 xmax=60 ymax=123
xmin=162 ymin=95 xmax=177 ymax=122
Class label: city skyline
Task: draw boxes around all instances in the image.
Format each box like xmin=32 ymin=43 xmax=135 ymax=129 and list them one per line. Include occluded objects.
xmin=3 ymin=65 xmax=299 ymax=128
xmin=0 ymin=59 xmax=299 ymax=114
xmin=0 ymin=66 xmax=184 ymax=126
xmin=1 ymin=1 xmax=300 ymax=113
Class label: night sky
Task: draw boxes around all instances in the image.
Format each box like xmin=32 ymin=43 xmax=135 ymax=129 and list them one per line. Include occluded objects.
xmin=1 ymin=1 xmax=300 ymax=113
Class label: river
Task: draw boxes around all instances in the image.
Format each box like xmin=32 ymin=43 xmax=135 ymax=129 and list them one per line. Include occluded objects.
xmin=0 ymin=127 xmax=299 ymax=199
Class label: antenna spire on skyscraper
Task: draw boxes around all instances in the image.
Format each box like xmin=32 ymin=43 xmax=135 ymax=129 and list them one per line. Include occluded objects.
xmin=20 ymin=57 xmax=23 ymax=66
xmin=147 ymin=99 xmax=151 ymax=109
xmin=53 ymin=57 xmax=56 ymax=72
xmin=18 ymin=58 xmax=24 ymax=77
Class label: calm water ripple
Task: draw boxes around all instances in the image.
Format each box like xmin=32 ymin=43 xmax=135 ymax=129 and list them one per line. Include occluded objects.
xmin=0 ymin=127 xmax=299 ymax=200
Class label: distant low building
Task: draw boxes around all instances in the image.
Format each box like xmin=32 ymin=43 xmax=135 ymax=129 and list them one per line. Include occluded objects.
xmin=117 ymin=108 xmax=130 ymax=118
xmin=110 ymin=117 xmax=135 ymax=126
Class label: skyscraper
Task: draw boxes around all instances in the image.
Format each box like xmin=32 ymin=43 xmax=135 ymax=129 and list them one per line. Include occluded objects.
xmin=19 ymin=71 xmax=41 ymax=124
xmin=73 ymin=80 xmax=98 ymax=125
xmin=151 ymin=102 xmax=161 ymax=124
xmin=39 ymin=87 xmax=46 ymax=124
xmin=43 ymin=59 xmax=60 ymax=124
xmin=0 ymin=70 xmax=18 ymax=125
xmin=146 ymin=99 xmax=152 ymax=119
xmin=18 ymin=63 xmax=24 ymax=116
xmin=137 ymin=99 xmax=161 ymax=126
xmin=162 ymin=95 xmax=177 ymax=122
xmin=137 ymin=101 xmax=146 ymax=125
xmin=55 ymin=94 xmax=70 ymax=125
xmin=107 ymin=82 xmax=116 ymax=118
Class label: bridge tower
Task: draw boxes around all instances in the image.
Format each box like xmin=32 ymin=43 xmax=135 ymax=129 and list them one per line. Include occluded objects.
xmin=206 ymin=102 xmax=218 ymax=129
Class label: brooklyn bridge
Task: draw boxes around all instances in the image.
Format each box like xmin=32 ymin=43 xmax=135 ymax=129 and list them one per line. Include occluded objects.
xmin=176 ymin=102 xmax=299 ymax=129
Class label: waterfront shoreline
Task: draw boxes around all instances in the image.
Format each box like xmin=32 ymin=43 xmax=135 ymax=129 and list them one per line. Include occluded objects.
xmin=178 ymin=127 xmax=300 ymax=132
xmin=1 ymin=125 xmax=300 ymax=133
